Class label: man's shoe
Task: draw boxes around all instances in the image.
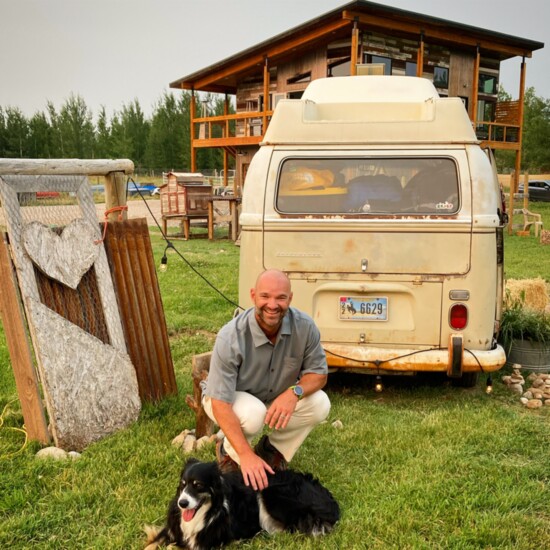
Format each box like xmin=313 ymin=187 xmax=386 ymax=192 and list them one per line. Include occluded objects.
xmin=216 ymin=439 xmax=239 ymax=474
xmin=254 ymin=435 xmax=288 ymax=471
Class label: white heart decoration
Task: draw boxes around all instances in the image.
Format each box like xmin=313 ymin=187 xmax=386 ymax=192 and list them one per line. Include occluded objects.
xmin=22 ymin=219 xmax=100 ymax=289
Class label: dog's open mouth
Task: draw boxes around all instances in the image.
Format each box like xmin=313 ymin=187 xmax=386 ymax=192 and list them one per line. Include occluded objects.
xmin=181 ymin=506 xmax=199 ymax=522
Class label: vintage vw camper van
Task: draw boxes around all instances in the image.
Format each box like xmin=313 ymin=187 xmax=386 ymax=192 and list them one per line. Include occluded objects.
xmin=239 ymin=76 xmax=507 ymax=385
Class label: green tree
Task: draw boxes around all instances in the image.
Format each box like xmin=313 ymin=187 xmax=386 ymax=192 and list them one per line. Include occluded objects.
xmin=28 ymin=111 xmax=54 ymax=158
xmin=521 ymin=87 xmax=550 ymax=172
xmin=94 ymin=106 xmax=113 ymax=158
xmin=117 ymin=99 xmax=150 ymax=169
xmin=145 ymin=91 xmax=190 ymax=171
xmin=57 ymin=94 xmax=95 ymax=158
xmin=0 ymin=107 xmax=6 ymax=156
xmin=46 ymin=102 xmax=64 ymax=157
xmin=110 ymin=112 xmax=133 ymax=160
xmin=3 ymin=107 xmax=29 ymax=157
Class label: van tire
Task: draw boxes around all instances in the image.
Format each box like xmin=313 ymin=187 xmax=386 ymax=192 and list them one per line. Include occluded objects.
xmin=450 ymin=372 xmax=479 ymax=388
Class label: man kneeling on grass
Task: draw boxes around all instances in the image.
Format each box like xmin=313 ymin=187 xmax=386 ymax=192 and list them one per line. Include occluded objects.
xmin=201 ymin=269 xmax=330 ymax=491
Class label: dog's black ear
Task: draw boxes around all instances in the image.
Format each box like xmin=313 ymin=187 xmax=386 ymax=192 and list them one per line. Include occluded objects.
xmin=184 ymin=457 xmax=200 ymax=469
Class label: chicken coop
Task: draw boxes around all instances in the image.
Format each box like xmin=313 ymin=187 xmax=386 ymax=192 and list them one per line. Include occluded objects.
xmin=159 ymin=172 xmax=212 ymax=239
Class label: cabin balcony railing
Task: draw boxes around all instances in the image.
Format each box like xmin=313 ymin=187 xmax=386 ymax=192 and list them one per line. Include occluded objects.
xmin=193 ymin=110 xmax=274 ymax=150
xmin=475 ymin=100 xmax=522 ymax=150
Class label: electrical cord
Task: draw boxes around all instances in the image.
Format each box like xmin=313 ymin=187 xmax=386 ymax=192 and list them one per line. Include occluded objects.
xmin=127 ymin=176 xmax=243 ymax=311
xmin=325 ymin=346 xmax=448 ymax=367
xmin=326 ymin=345 xmax=489 ymax=374
xmin=0 ymin=400 xmax=28 ymax=460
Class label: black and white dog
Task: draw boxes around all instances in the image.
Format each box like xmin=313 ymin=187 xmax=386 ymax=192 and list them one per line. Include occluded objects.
xmin=144 ymin=458 xmax=340 ymax=549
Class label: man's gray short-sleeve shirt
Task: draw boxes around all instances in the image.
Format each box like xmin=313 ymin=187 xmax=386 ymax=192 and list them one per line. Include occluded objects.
xmin=203 ymin=307 xmax=327 ymax=404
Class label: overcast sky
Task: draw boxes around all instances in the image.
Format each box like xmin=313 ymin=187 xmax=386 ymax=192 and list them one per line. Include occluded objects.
xmin=0 ymin=0 xmax=547 ymax=119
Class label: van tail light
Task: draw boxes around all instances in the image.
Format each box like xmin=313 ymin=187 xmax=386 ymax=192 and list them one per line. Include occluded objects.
xmin=449 ymin=303 xmax=468 ymax=330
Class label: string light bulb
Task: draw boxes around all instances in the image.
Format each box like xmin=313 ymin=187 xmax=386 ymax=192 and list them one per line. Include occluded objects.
xmin=486 ymin=374 xmax=493 ymax=394
xmin=374 ymin=375 xmax=383 ymax=393
xmin=159 ymin=251 xmax=168 ymax=273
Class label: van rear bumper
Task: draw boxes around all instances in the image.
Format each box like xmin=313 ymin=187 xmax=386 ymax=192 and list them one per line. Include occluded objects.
xmin=323 ymin=342 xmax=506 ymax=374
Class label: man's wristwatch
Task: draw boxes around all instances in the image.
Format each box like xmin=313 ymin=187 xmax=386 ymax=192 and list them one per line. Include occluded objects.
xmin=290 ymin=384 xmax=304 ymax=400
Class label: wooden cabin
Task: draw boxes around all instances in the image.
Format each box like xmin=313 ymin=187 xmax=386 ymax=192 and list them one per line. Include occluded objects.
xmin=170 ymin=0 xmax=544 ymax=192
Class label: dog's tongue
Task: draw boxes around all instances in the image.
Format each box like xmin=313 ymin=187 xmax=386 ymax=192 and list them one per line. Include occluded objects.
xmin=182 ymin=508 xmax=196 ymax=522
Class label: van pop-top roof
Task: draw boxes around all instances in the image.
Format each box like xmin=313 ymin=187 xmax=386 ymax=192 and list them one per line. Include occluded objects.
xmin=262 ymin=76 xmax=478 ymax=146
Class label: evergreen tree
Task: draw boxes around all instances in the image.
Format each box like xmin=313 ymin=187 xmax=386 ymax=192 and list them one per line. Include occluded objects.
xmin=46 ymin=102 xmax=64 ymax=157
xmin=28 ymin=111 xmax=54 ymax=158
xmin=94 ymin=106 xmax=113 ymax=158
xmin=57 ymin=94 xmax=95 ymax=158
xmin=3 ymin=107 xmax=29 ymax=157
xmin=118 ymin=99 xmax=150 ymax=170
xmin=110 ymin=112 xmax=133 ymax=160
xmin=145 ymin=91 xmax=190 ymax=171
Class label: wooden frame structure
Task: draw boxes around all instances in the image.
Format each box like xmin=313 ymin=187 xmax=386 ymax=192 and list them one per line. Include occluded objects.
xmin=170 ymin=0 xmax=543 ymax=193
xmin=0 ymin=159 xmax=177 ymax=446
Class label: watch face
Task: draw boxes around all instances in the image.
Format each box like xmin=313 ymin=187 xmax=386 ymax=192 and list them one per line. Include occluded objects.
xmin=294 ymin=385 xmax=304 ymax=397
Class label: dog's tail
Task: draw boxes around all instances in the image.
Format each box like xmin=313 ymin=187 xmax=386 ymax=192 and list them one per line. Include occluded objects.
xmin=143 ymin=524 xmax=171 ymax=550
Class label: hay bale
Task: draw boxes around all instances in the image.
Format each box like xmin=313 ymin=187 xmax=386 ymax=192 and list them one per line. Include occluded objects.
xmin=505 ymin=278 xmax=549 ymax=312
xmin=540 ymin=229 xmax=550 ymax=245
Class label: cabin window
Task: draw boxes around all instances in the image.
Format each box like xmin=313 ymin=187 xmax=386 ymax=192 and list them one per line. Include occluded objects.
xmin=433 ymin=66 xmax=449 ymax=89
xmin=478 ymin=73 xmax=498 ymax=95
xmin=405 ymin=62 xmax=417 ymax=76
xmin=276 ymin=157 xmax=459 ymax=216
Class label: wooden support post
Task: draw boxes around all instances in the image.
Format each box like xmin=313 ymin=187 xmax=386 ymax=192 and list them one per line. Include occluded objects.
xmin=223 ymin=94 xmax=229 ymax=189
xmin=350 ymin=21 xmax=359 ymax=75
xmin=263 ymin=57 xmax=269 ymax=135
xmin=471 ymin=46 xmax=480 ymax=123
xmin=416 ymin=33 xmax=424 ymax=77
xmin=508 ymin=171 xmax=515 ymax=236
xmin=0 ymin=233 xmax=50 ymax=444
xmin=514 ymin=58 xmax=527 ymax=204
xmin=185 ymin=352 xmax=214 ymax=438
xmin=191 ymin=90 xmax=197 ymax=173
xmin=104 ymin=171 xmax=128 ymax=222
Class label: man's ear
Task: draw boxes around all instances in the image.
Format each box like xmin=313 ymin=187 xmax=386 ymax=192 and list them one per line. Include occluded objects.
xmin=250 ymin=287 xmax=256 ymax=303
xmin=288 ymin=291 xmax=293 ymax=305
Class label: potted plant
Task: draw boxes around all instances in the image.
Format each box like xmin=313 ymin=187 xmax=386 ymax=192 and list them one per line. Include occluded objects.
xmin=499 ymin=293 xmax=550 ymax=370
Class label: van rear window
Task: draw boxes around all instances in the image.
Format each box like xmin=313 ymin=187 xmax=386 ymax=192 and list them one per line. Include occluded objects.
xmin=276 ymin=157 xmax=459 ymax=215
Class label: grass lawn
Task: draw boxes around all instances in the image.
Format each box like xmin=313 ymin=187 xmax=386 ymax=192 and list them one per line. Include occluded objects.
xmin=1 ymin=221 xmax=549 ymax=549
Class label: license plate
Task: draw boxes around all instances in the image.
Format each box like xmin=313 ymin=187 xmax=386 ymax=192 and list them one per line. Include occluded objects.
xmin=339 ymin=296 xmax=388 ymax=321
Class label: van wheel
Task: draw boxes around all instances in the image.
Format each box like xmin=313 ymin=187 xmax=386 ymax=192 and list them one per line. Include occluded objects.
xmin=450 ymin=372 xmax=479 ymax=388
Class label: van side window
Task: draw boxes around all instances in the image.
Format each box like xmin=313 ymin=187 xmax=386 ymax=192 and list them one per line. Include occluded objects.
xmin=276 ymin=157 xmax=459 ymax=215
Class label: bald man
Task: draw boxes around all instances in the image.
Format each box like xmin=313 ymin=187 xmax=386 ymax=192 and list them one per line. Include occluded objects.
xmin=202 ymin=269 xmax=330 ymax=491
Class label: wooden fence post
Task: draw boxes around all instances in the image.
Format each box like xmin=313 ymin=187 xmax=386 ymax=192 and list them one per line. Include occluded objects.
xmin=0 ymin=233 xmax=50 ymax=444
xmin=185 ymin=352 xmax=214 ymax=438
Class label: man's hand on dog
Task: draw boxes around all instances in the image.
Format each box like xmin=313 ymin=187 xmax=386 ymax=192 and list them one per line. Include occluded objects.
xmin=240 ymin=450 xmax=274 ymax=491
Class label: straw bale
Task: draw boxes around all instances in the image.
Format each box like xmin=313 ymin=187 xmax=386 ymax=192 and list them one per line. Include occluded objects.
xmin=540 ymin=229 xmax=550 ymax=245
xmin=505 ymin=278 xmax=549 ymax=312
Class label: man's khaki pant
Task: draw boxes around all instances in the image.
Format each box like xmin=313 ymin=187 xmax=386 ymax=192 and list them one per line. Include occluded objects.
xmin=203 ymin=390 xmax=330 ymax=464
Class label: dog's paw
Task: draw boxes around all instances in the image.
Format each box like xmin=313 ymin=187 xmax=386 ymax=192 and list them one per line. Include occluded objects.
xmin=143 ymin=525 xmax=161 ymax=549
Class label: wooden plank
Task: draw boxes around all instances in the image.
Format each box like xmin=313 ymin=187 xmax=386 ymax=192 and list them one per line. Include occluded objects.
xmin=104 ymin=219 xmax=177 ymax=401
xmin=0 ymin=159 xmax=133 ymax=176
xmin=0 ymin=233 xmax=50 ymax=444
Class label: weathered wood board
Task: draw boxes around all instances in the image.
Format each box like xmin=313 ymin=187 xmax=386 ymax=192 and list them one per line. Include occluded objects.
xmin=27 ymin=298 xmax=140 ymax=450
